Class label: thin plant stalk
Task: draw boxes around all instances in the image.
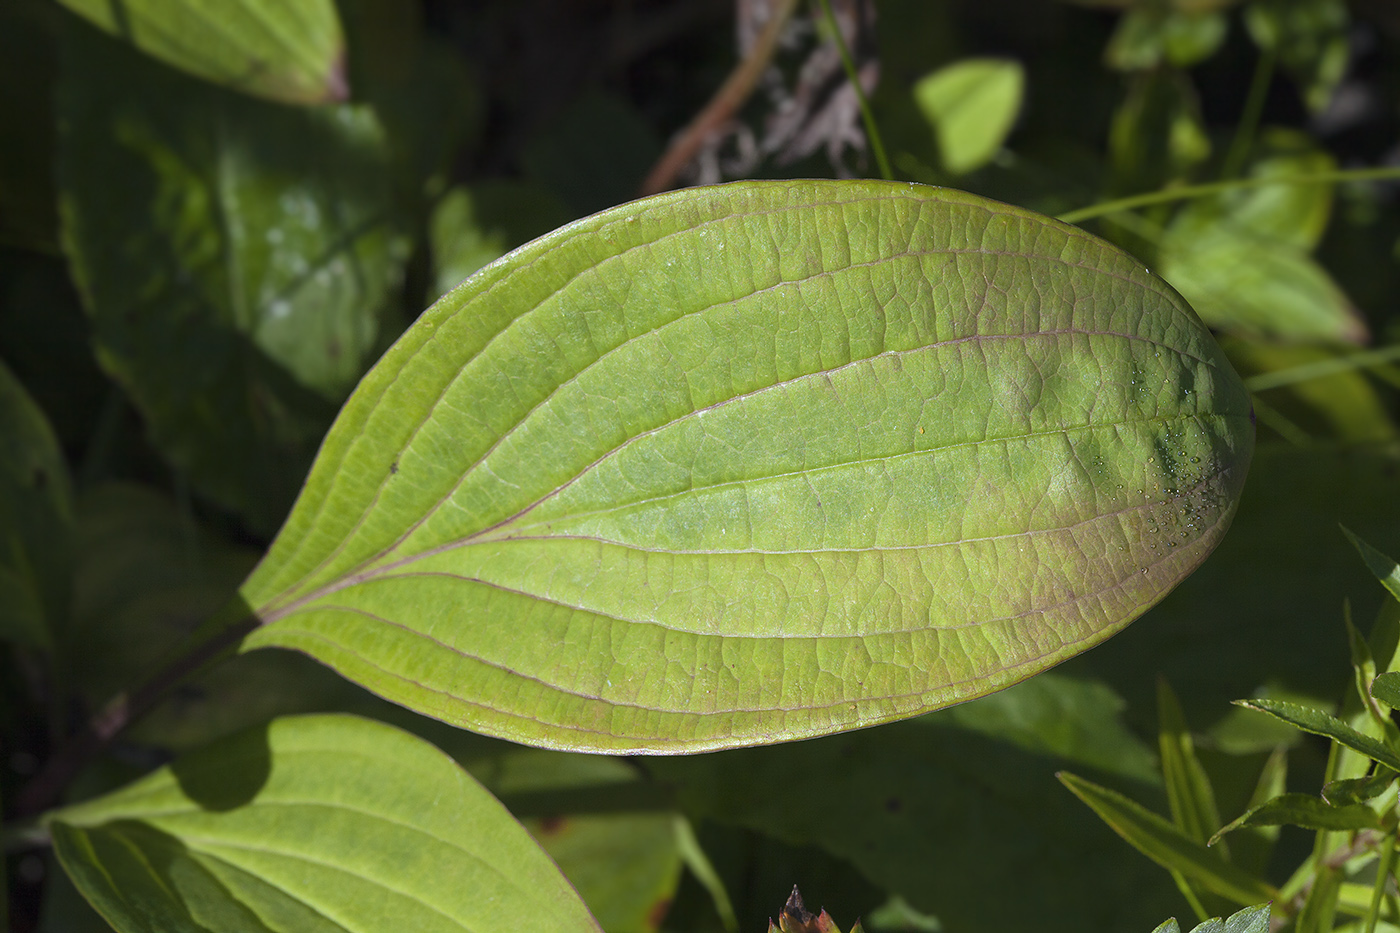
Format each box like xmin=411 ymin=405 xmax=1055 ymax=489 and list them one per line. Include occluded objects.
xmin=1364 ymin=831 xmax=1397 ymax=933
xmin=1244 ymin=345 xmax=1400 ymax=393
xmin=813 ymin=0 xmax=892 ymax=181
xmin=1057 ymin=167 xmax=1400 ymax=225
xmin=639 ymin=0 xmax=800 ymax=195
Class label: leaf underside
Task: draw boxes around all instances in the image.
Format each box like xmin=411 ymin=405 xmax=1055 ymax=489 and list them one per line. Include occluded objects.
xmin=238 ymin=179 xmax=1255 ymax=753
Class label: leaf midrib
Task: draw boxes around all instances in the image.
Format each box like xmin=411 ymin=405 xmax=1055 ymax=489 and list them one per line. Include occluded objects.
xmin=258 ymin=325 xmax=1226 ymax=621
xmin=256 ymin=188 xmax=1193 ymax=615
xmin=266 ymin=508 xmax=1223 ymax=738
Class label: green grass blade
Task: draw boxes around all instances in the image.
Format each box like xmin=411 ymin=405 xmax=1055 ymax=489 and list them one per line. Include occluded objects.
xmin=1058 ymin=771 xmax=1277 ymax=907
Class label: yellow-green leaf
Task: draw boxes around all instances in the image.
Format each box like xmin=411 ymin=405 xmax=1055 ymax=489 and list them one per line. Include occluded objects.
xmin=49 ymin=715 xmax=602 ymax=933
xmin=238 ymin=180 xmax=1255 ymax=754
xmin=56 ymin=0 xmax=347 ymax=105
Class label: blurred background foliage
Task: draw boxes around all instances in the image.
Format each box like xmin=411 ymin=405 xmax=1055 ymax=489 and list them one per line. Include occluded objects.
xmin=3 ymin=0 xmax=1400 ymax=930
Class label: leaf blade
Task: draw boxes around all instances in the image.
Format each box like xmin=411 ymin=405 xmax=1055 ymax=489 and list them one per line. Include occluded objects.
xmin=1234 ymin=699 xmax=1400 ymax=772
xmin=1058 ymin=771 xmax=1277 ymax=908
xmin=49 ymin=714 xmax=602 ymax=933
xmin=56 ymin=0 xmax=347 ymax=105
xmin=241 ymin=180 xmax=1255 ymax=752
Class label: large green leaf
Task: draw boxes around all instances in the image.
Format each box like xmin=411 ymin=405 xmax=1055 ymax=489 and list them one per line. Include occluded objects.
xmin=48 ymin=714 xmax=602 ymax=933
xmin=237 ymin=179 xmax=1254 ymax=753
xmin=0 ymin=360 xmax=74 ymax=650
xmin=57 ymin=24 xmax=408 ymax=532
xmin=56 ymin=0 xmax=347 ymax=105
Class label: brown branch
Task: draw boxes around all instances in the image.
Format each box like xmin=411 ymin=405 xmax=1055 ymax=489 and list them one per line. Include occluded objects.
xmin=12 ymin=616 xmax=258 ymax=819
xmin=639 ymin=0 xmax=801 ymax=196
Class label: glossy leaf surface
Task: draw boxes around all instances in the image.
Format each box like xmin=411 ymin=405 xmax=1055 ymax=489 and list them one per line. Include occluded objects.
xmin=58 ymin=25 xmax=407 ymax=531
xmin=49 ymin=714 xmax=601 ymax=933
xmin=239 ymin=179 xmax=1254 ymax=753
xmin=56 ymin=0 xmax=347 ymax=105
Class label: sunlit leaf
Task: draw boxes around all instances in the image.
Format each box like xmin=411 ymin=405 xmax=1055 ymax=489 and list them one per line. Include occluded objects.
xmin=1234 ymin=699 xmax=1400 ymax=771
xmin=0 ymin=360 xmax=73 ymax=650
xmin=1218 ymin=904 xmax=1272 ymax=933
xmin=55 ymin=0 xmax=347 ymax=105
xmin=1225 ymin=134 xmax=1336 ymax=252
xmin=913 ymin=59 xmax=1025 ymax=174
xmin=462 ymin=749 xmax=681 ymax=932
xmin=1372 ymin=673 xmax=1400 ymax=710
xmin=1058 ymin=772 xmax=1277 ymax=907
xmin=49 ymin=714 xmax=602 ymax=933
xmin=235 ymin=179 xmax=1254 ymax=753
xmin=57 ymin=24 xmax=409 ymax=532
xmin=1210 ymin=792 xmax=1381 ymax=844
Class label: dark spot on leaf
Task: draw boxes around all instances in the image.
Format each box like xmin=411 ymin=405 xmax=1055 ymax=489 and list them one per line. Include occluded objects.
xmin=885 ymin=796 xmax=902 ymax=813
xmin=389 ymin=460 xmax=398 ymax=475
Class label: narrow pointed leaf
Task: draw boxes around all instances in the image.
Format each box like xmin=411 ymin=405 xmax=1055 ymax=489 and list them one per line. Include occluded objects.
xmin=238 ymin=179 xmax=1255 ymax=753
xmin=48 ymin=714 xmax=602 ymax=933
xmin=56 ymin=0 xmax=347 ymax=105
xmin=58 ymin=24 xmax=408 ymax=531
xmin=1234 ymin=699 xmax=1400 ymax=772
xmin=1210 ymin=793 xmax=1381 ymax=845
xmin=1159 ymin=677 xmax=1225 ymax=849
xmin=1344 ymin=527 xmax=1400 ymax=605
xmin=1058 ymin=772 xmax=1277 ymax=907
